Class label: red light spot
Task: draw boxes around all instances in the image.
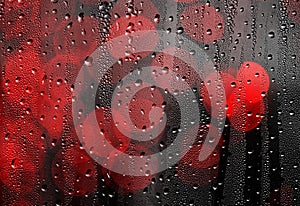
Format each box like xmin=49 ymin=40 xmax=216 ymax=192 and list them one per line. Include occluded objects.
xmin=3 ymin=1 xmax=40 ymax=41
xmin=181 ymin=4 xmax=225 ymax=43
xmin=200 ymin=71 xmax=236 ymax=118
xmin=181 ymin=124 xmax=222 ymax=169
xmin=236 ymin=61 xmax=270 ymax=103
xmin=108 ymin=15 xmax=158 ymax=61
xmin=200 ymin=62 xmax=269 ymax=132
xmin=102 ymin=150 xmax=156 ymax=194
xmin=53 ymin=16 xmax=101 ymax=63
xmin=227 ymin=93 xmax=265 ymax=132
xmin=0 ymin=141 xmax=38 ymax=193
xmin=3 ymin=49 xmax=45 ymax=116
xmin=129 ymin=87 xmax=164 ymax=130
xmin=81 ymin=107 xmax=130 ymax=158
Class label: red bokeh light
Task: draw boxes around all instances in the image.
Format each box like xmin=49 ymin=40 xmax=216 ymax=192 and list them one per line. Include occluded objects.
xmin=81 ymin=107 xmax=130 ymax=158
xmin=108 ymin=15 xmax=159 ymax=60
xmin=102 ymin=149 xmax=157 ymax=194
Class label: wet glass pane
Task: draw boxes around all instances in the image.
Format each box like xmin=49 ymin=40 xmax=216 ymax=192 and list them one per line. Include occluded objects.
xmin=0 ymin=0 xmax=299 ymax=205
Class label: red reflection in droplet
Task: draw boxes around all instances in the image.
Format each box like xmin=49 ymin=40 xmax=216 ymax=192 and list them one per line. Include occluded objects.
xmin=181 ymin=4 xmax=225 ymax=43
xmin=236 ymin=61 xmax=270 ymax=103
xmin=108 ymin=15 xmax=158 ymax=60
xmin=52 ymin=147 xmax=98 ymax=196
xmin=177 ymin=160 xmax=219 ymax=186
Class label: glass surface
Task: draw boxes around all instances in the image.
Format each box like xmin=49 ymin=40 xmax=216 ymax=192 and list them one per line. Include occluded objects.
xmin=0 ymin=0 xmax=299 ymax=205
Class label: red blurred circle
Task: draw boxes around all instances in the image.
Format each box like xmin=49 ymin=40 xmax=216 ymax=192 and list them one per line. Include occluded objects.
xmin=236 ymin=61 xmax=270 ymax=103
xmin=108 ymin=15 xmax=159 ymax=61
xmin=111 ymin=82 xmax=167 ymax=151
xmin=36 ymin=99 xmax=65 ymax=146
xmin=81 ymin=107 xmax=130 ymax=158
xmin=5 ymin=199 xmax=33 ymax=206
xmin=0 ymin=141 xmax=38 ymax=193
xmin=200 ymin=71 xmax=236 ymax=118
xmin=45 ymin=54 xmax=83 ymax=85
xmin=180 ymin=124 xmax=222 ymax=168
xmin=53 ymin=16 xmax=101 ymax=63
xmin=264 ymin=184 xmax=293 ymax=205
xmin=3 ymin=1 xmax=40 ymax=41
xmin=36 ymin=54 xmax=80 ymax=145
xmin=5 ymin=0 xmax=40 ymax=9
xmin=3 ymin=116 xmax=46 ymax=151
xmin=3 ymin=49 xmax=45 ymax=116
xmin=180 ymin=4 xmax=225 ymax=43
xmin=52 ymin=147 xmax=98 ymax=196
xmin=101 ymin=150 xmax=157 ymax=194
xmin=39 ymin=0 xmax=76 ymax=34
xmin=227 ymin=93 xmax=265 ymax=132
xmin=182 ymin=144 xmax=220 ymax=169
xmin=85 ymin=51 xmax=152 ymax=88
xmin=129 ymin=86 xmax=164 ymax=130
